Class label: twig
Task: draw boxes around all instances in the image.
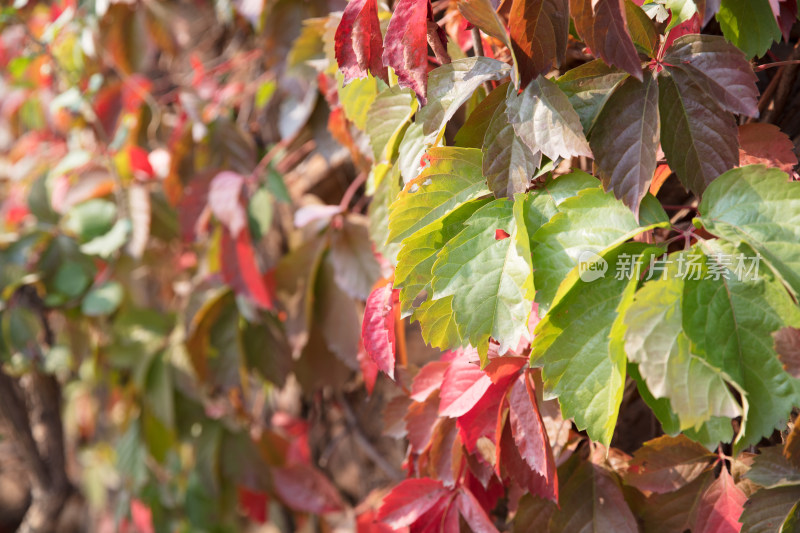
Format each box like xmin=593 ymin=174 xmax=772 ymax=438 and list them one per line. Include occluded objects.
xmin=335 ymin=392 xmax=404 ymax=481
xmin=339 ymin=172 xmax=368 ymax=211
xmin=471 ymin=27 xmax=494 ymax=94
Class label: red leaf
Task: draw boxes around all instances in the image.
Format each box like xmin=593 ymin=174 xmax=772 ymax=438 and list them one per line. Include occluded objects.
xmin=570 ymin=0 xmax=643 ymax=80
xmin=405 ymin=391 xmax=441 ymax=452
xmin=357 ymin=343 xmax=380 ymax=395
xmin=410 ymin=361 xmax=450 ymax=402
xmin=507 ymin=373 xmax=557 ymax=493
xmin=494 ymin=228 xmax=510 ymax=240
xmin=428 ymin=417 xmax=462 ymax=487
xmin=177 ymin=171 xmax=215 ymax=243
xmin=238 ymin=486 xmax=269 ymax=523
xmin=128 ymin=146 xmax=155 ymax=180
xmin=663 ymin=13 xmax=702 ymax=51
xmin=456 ymin=488 xmax=499 ymax=533
xmin=130 ymin=499 xmax=154 ymax=533
xmin=272 ymin=464 xmax=344 ymax=515
xmin=457 ymin=380 xmax=507 ymax=453
xmin=221 ymin=227 xmax=275 ymax=309
xmin=482 ymin=356 xmax=526 ymax=386
xmin=382 ymin=0 xmax=432 ymax=103
xmin=498 ymin=414 xmax=556 ymax=502
xmin=209 ymin=171 xmax=247 ymax=238
xmin=508 ymin=0 xmax=569 ymax=88
xmin=362 ymin=281 xmax=399 ymax=379
xmin=357 ymin=509 xmax=398 ymax=533
xmin=738 ymin=123 xmax=798 ymax=175
xmin=377 ymin=478 xmax=449 ymax=528
xmin=438 ymin=358 xmax=493 ymax=417
xmin=335 ymin=0 xmax=388 ymax=84
xmin=122 ymin=74 xmax=152 ymax=113
xmin=693 ymin=469 xmax=746 ymax=533
xmin=778 ymin=0 xmax=797 ymax=42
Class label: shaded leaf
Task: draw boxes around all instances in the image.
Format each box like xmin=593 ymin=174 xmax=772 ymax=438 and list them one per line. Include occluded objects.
xmin=774 ymin=327 xmax=800 ymax=379
xmin=508 ymin=0 xmax=569 ymax=87
xmin=483 ymin=98 xmax=542 ymax=198
xmin=625 ymin=434 xmax=716 ymax=493
xmin=591 ymin=71 xmax=659 ymax=215
xmin=507 ymin=75 xmax=592 ymax=162
xmin=556 ymin=60 xmax=629 ymax=133
xmin=739 ymin=123 xmax=798 ymax=174
xmin=329 ymin=214 xmax=382 ymax=300
xmin=635 ymin=471 xmax=714 ymax=533
xmin=455 ymin=82 xmax=510 ymax=148
xmin=746 ymin=448 xmax=800 ymax=488
xmin=570 ymin=0 xmax=644 ymax=79
xmin=662 ymin=34 xmax=759 ymax=116
xmin=739 ymin=485 xmax=800 ymax=533
xmin=625 ymin=0 xmax=658 ymax=55
xmin=334 ymin=0 xmax=388 ymax=84
xmin=658 ymin=70 xmax=739 ymax=194
xmin=549 ymin=452 xmax=638 ymax=533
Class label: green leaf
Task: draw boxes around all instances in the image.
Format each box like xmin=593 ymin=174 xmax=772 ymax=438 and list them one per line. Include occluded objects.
xmin=661 ymin=0 xmax=698 ymax=30
xmin=52 ymin=260 xmax=92 ymax=299
xmin=625 ymin=0 xmax=658 ymax=55
xmin=63 ymin=198 xmax=117 ymax=241
xmin=80 ymin=219 xmax=131 ymax=258
xmin=716 ymin=0 xmax=781 ymax=58
xmin=532 ymin=243 xmax=661 ymax=445
xmin=556 ymin=60 xmax=629 ymax=133
xmin=411 ymin=295 xmax=461 ymax=351
xmin=590 ymin=73 xmax=660 ymax=216
xmin=483 ymin=97 xmax=542 ymax=198
xmin=337 ymin=73 xmax=382 ymax=130
xmin=366 ymin=85 xmax=418 ymax=162
xmin=81 ymin=281 xmax=124 ymax=316
xmin=368 ymin=164 xmax=402 ymax=263
xmin=454 ymin=82 xmax=510 ymax=148
xmin=431 ymin=196 xmax=534 ymax=358
xmin=417 ymin=57 xmax=511 ymax=145
xmin=395 ymin=198 xmax=490 ymax=315
xmin=658 ymin=71 xmax=739 ymax=195
xmin=247 ymin=186 xmax=274 ymax=241
xmin=388 ymin=147 xmax=489 ymax=243
xmin=623 ymin=254 xmax=743 ymax=431
xmin=628 ymin=362 xmax=735 ymax=449
xmin=697 ymin=165 xmax=800 ymax=298
xmin=507 ymin=75 xmax=592 ymax=161
xmin=396 ymin=121 xmax=427 ymax=183
xmin=626 ymin=243 xmax=800 ymax=450
xmin=532 ymin=187 xmax=668 ymax=313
